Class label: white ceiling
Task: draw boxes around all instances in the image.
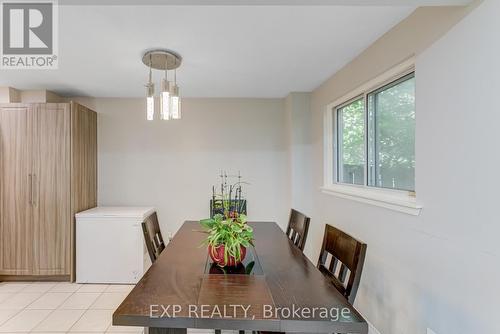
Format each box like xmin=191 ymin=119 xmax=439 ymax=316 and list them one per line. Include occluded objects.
xmin=0 ymin=5 xmax=420 ymax=97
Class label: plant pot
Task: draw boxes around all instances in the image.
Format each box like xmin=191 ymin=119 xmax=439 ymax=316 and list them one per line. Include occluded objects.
xmin=208 ymin=244 xmax=247 ymax=267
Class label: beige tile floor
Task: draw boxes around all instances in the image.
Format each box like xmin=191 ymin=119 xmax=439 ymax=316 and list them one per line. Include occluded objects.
xmin=0 ymin=282 xmax=140 ymax=334
xmin=0 ymin=282 xmax=237 ymax=334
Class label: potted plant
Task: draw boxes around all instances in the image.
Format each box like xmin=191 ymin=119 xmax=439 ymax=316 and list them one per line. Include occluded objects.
xmin=200 ymin=171 xmax=253 ymax=267
xmin=200 ymin=213 xmax=254 ymax=267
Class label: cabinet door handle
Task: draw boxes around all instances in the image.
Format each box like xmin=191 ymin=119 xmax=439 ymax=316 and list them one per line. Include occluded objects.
xmin=28 ymin=174 xmax=32 ymax=205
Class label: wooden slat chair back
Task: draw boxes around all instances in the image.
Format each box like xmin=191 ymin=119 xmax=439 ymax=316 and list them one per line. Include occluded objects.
xmin=317 ymin=224 xmax=367 ymax=304
xmin=286 ymin=209 xmax=311 ymax=251
xmin=141 ymin=212 xmax=165 ymax=263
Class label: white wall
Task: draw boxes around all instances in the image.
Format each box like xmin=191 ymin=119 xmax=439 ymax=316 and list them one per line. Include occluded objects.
xmin=74 ymin=97 xmax=290 ymax=236
xmin=285 ymin=92 xmax=313 ymax=214
xmin=292 ymin=1 xmax=500 ymax=334
xmin=413 ymin=1 xmax=500 ymax=331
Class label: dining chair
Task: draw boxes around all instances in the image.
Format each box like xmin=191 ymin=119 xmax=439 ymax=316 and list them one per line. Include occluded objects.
xmin=286 ymin=209 xmax=311 ymax=251
xmin=317 ymin=224 xmax=367 ymax=304
xmin=141 ymin=212 xmax=166 ymax=263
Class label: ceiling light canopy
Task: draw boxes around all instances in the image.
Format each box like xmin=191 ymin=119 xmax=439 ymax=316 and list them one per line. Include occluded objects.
xmin=142 ymin=49 xmax=182 ymax=121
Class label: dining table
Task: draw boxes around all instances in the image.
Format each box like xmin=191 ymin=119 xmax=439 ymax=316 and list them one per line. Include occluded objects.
xmin=113 ymin=221 xmax=368 ymax=334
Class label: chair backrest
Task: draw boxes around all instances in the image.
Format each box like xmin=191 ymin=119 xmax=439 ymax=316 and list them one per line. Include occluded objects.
xmin=286 ymin=209 xmax=311 ymax=251
xmin=317 ymin=224 xmax=367 ymax=304
xmin=141 ymin=212 xmax=165 ymax=263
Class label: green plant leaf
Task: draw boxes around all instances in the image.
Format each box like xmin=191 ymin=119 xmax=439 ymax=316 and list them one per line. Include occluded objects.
xmin=200 ymin=218 xmax=215 ymax=229
xmin=199 ymin=214 xmax=254 ymax=261
xmin=245 ymin=261 xmax=255 ymax=274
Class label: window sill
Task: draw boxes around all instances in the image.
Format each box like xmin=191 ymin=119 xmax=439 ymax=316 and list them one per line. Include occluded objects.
xmin=320 ymin=184 xmax=422 ymax=216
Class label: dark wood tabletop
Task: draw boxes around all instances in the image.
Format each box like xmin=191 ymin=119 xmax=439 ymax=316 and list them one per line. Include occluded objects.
xmin=113 ymin=221 xmax=368 ymax=334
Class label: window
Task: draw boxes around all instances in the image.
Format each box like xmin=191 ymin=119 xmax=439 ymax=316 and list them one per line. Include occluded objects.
xmin=367 ymin=73 xmax=415 ymax=191
xmin=323 ymin=61 xmax=420 ymax=215
xmin=337 ymin=98 xmax=365 ymax=185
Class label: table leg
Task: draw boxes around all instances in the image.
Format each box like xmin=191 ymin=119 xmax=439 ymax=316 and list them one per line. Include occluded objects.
xmin=148 ymin=328 xmax=187 ymax=334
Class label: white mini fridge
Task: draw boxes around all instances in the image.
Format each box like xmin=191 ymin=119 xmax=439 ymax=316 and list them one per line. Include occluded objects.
xmin=76 ymin=206 xmax=155 ymax=284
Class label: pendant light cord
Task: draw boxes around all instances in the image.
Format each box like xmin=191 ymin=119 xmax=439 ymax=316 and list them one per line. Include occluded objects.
xmin=174 ymin=57 xmax=177 ymax=84
xmin=174 ymin=58 xmax=177 ymax=85
xmin=148 ymin=54 xmax=153 ymax=86
xmin=165 ymin=57 xmax=168 ymax=81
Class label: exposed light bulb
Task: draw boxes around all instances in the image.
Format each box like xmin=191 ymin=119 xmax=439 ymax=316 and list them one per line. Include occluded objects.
xmin=146 ymin=58 xmax=155 ymax=121
xmin=160 ymin=91 xmax=170 ymax=120
xmin=171 ymin=96 xmax=180 ymax=119
xmin=146 ymin=82 xmax=155 ymax=121
xmin=146 ymin=96 xmax=154 ymax=121
xmin=160 ymin=78 xmax=170 ymax=120
xmin=170 ymin=84 xmax=181 ymax=120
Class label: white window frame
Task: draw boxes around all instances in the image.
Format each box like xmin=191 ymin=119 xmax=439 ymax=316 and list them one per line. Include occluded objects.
xmin=322 ymin=58 xmax=422 ymax=216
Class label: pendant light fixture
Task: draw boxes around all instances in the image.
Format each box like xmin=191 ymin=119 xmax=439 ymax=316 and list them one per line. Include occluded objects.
xmin=142 ymin=49 xmax=182 ymax=121
xmin=145 ymin=54 xmax=155 ymax=121
xmin=170 ymin=68 xmax=181 ymax=119
xmin=160 ymin=68 xmax=170 ymax=120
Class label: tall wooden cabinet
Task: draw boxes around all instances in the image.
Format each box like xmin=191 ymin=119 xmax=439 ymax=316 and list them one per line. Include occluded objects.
xmin=0 ymin=102 xmax=97 ymax=280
